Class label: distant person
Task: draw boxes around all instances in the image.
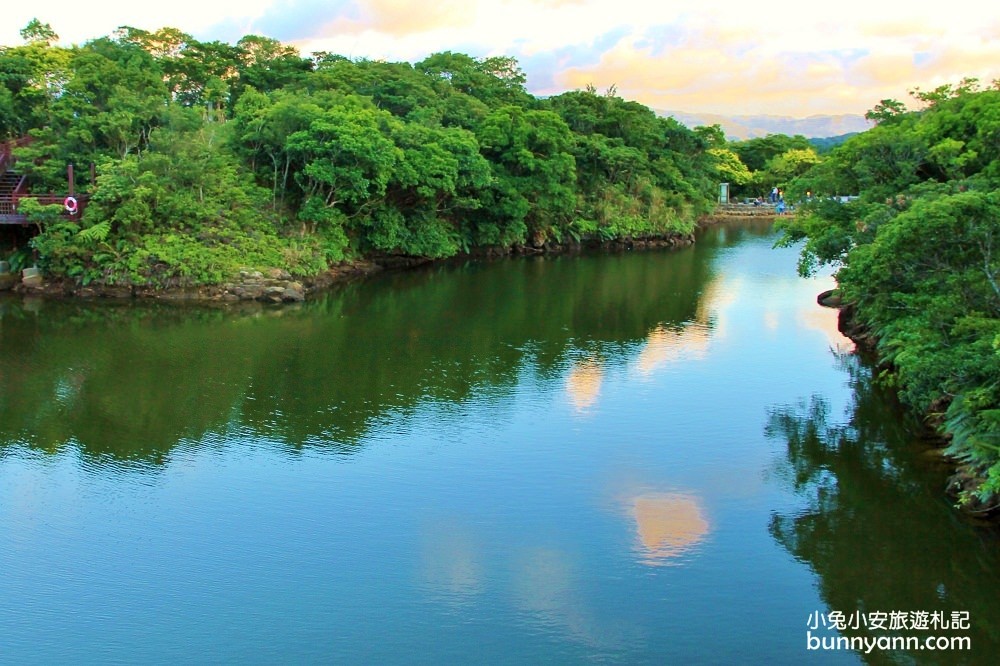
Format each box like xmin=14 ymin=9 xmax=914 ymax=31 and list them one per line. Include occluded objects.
xmin=770 ymin=187 xmax=778 ymax=203
xmin=776 ymin=200 xmax=786 ymax=214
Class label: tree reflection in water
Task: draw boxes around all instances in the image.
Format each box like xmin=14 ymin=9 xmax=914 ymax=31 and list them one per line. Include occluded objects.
xmin=766 ymin=352 xmax=1000 ymax=664
xmin=0 ymin=243 xmax=715 ymax=467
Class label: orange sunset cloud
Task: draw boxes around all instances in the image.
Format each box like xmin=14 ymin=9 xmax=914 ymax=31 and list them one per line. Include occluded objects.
xmin=4 ymin=0 xmax=999 ymax=118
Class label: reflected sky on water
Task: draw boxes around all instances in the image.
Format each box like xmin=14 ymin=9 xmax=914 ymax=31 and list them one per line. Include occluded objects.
xmin=2 ymin=220 xmax=998 ymax=664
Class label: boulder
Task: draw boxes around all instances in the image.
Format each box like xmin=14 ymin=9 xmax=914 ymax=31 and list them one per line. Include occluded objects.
xmin=21 ymin=267 xmax=43 ymax=290
xmin=281 ymin=285 xmax=305 ymax=302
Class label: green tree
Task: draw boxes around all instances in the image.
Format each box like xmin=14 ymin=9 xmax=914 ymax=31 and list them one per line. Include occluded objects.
xmin=783 ymin=84 xmax=1000 ymax=507
xmin=230 ymin=34 xmax=312 ymax=107
xmin=367 ymin=121 xmax=490 ymax=257
xmin=694 ymin=124 xmax=726 ymax=148
xmin=0 ymin=36 xmax=73 ymax=137
xmin=4 ymin=27 xmax=721 ymax=300
xmin=286 ymin=102 xmax=399 ymax=259
xmin=545 ymin=88 xmax=715 ymax=232
xmin=763 ymin=147 xmax=822 ymax=185
xmin=229 ymin=87 xmax=325 ymax=208
xmin=474 ymin=105 xmax=576 ymax=246
xmin=730 ymin=134 xmax=813 ymax=173
xmin=707 ymin=147 xmax=752 ymax=186
xmin=19 ymin=19 xmax=58 ymax=46
xmin=11 ymin=37 xmax=171 ymax=192
xmin=864 ymin=98 xmax=907 ymax=124
xmin=416 ymin=51 xmax=530 ymax=109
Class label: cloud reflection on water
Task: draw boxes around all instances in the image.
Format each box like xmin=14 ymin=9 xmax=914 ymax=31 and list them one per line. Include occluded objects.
xmin=564 ymin=359 xmax=605 ymax=412
xmin=630 ymin=492 xmax=710 ymax=566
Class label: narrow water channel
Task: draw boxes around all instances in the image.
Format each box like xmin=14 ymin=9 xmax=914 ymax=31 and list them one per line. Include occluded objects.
xmin=1 ymin=219 xmax=998 ymax=664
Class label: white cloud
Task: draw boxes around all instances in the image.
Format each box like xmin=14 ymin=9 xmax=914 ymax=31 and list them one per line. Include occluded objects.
xmin=2 ymin=0 xmax=274 ymax=46
xmin=5 ymin=0 xmax=1000 ymax=116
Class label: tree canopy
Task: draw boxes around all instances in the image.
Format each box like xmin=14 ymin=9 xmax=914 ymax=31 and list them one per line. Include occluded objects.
xmin=1 ymin=19 xmax=722 ymax=286
xmin=781 ymin=82 xmax=1000 ymax=509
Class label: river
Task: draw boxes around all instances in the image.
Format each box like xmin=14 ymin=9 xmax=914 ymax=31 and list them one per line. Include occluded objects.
xmin=1 ymin=219 xmax=998 ymax=664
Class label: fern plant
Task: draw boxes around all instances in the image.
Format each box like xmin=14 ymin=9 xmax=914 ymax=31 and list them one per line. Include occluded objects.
xmin=76 ymin=221 xmax=112 ymax=245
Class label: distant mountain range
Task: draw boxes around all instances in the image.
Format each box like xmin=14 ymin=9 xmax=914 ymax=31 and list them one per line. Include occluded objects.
xmin=660 ymin=110 xmax=872 ymax=140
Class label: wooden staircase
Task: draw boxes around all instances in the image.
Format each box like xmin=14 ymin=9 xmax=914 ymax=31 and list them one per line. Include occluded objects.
xmin=0 ymin=139 xmax=25 ymax=222
xmin=0 ymin=137 xmax=87 ymax=224
xmin=0 ymin=170 xmax=21 ymax=220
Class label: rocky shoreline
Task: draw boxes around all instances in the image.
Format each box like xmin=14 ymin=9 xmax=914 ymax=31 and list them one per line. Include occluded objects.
xmin=1 ymin=260 xmax=384 ymax=303
xmin=819 ymin=289 xmax=1000 ymax=522
xmin=0 ymin=231 xmax=696 ymax=303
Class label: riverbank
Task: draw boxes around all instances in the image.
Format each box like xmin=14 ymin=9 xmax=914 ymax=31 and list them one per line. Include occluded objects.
xmin=1 ymin=260 xmax=383 ymax=303
xmin=711 ymin=202 xmax=790 ymax=219
xmin=826 ymin=293 xmax=1000 ymax=522
xmin=1 ymin=229 xmax=697 ymax=302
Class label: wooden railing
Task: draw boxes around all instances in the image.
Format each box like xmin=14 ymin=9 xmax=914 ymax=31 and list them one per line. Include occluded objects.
xmin=0 ymin=191 xmax=90 ymax=223
xmin=1 ymin=137 xmax=89 ymax=224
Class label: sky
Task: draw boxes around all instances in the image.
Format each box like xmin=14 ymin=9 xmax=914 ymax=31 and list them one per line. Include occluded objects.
xmin=4 ymin=0 xmax=1000 ymax=118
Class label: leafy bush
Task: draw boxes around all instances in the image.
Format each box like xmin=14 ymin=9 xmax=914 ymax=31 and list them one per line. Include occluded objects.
xmin=783 ymin=86 xmax=1000 ymax=507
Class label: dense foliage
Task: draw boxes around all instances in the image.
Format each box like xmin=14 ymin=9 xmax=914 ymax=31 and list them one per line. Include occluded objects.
xmin=0 ymin=22 xmax=729 ymax=286
xmin=726 ymin=133 xmax=821 ymax=199
xmin=808 ymin=132 xmax=858 ymax=154
xmin=781 ymin=81 xmax=1000 ymax=508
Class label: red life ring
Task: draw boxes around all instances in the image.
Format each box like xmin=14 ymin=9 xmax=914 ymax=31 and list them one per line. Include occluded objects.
xmin=64 ymin=196 xmax=78 ymax=214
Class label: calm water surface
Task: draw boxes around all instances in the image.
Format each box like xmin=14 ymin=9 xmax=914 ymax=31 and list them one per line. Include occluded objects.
xmin=2 ymin=220 xmax=999 ymax=664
